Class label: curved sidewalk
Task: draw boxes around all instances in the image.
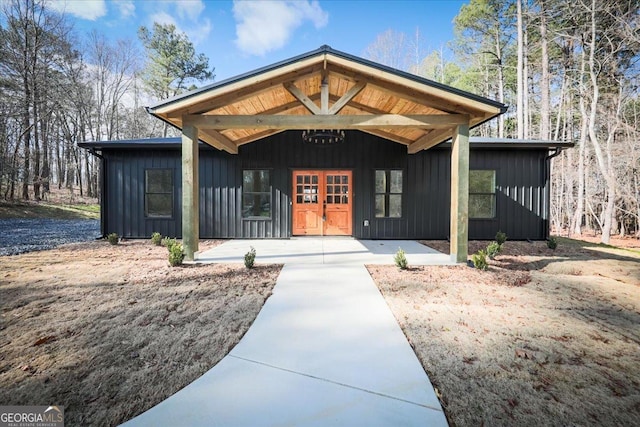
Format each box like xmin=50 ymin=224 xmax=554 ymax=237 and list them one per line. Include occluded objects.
xmin=122 ymin=240 xmax=449 ymax=426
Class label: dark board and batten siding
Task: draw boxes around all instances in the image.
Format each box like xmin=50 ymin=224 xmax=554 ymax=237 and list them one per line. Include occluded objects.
xmin=104 ymin=150 xmax=182 ymax=239
xmin=469 ymin=149 xmax=550 ymax=240
xmin=101 ymin=130 xmax=551 ymax=241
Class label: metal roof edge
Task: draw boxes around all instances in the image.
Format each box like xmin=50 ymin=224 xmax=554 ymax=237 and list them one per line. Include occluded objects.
xmin=78 ymin=134 xmax=574 ymax=150
xmin=78 ymin=137 xmax=182 ymax=150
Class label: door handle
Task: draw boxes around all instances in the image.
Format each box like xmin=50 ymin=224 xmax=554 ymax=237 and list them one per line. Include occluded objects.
xmin=322 ymin=200 xmax=326 ymax=221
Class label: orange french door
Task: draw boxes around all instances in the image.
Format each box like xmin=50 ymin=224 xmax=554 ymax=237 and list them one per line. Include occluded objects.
xmin=292 ymin=170 xmax=352 ymax=236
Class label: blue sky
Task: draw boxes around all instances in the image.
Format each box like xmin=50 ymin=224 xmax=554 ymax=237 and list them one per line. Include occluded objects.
xmin=48 ymin=0 xmax=466 ymax=81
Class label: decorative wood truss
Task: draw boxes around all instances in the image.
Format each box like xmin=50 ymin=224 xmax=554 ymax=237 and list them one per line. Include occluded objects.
xmin=147 ymin=46 xmax=506 ymax=155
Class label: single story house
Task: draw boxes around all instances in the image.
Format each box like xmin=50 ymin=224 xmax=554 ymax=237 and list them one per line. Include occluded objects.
xmin=79 ymin=46 xmax=571 ymax=262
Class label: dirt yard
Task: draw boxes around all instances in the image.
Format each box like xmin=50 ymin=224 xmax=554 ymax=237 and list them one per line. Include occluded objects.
xmin=369 ymin=238 xmax=640 ymax=427
xmin=2 ymin=235 xmax=638 ymax=427
xmin=0 ymin=240 xmax=281 ymax=426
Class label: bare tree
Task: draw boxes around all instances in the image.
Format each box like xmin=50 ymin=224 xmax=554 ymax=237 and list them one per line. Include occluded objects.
xmin=363 ymin=29 xmax=412 ymax=71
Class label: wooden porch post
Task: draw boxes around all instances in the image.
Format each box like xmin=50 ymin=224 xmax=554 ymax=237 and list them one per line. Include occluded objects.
xmin=182 ymin=123 xmax=199 ymax=261
xmin=450 ymin=123 xmax=469 ymax=263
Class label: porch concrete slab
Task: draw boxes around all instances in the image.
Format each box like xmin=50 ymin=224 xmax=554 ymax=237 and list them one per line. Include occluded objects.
xmin=121 ymin=263 xmax=448 ymax=426
xmin=196 ymin=238 xmax=453 ymax=265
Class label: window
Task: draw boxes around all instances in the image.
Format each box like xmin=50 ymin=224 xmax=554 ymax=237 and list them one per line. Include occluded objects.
xmin=145 ymin=169 xmax=173 ymax=218
xmin=243 ymin=170 xmax=271 ymax=218
xmin=375 ymin=170 xmax=403 ymax=218
xmin=469 ymin=170 xmax=496 ymax=219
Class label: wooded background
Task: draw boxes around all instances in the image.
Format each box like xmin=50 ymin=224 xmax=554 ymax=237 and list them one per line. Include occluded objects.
xmin=0 ymin=0 xmax=638 ymax=243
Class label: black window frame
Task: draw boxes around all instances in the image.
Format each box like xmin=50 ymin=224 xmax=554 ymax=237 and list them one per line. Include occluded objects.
xmin=469 ymin=169 xmax=497 ymax=219
xmin=374 ymin=169 xmax=403 ymax=219
xmin=242 ymin=169 xmax=272 ymax=220
xmin=144 ymin=168 xmax=174 ymax=219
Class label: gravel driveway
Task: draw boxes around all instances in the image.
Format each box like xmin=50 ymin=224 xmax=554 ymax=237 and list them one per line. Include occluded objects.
xmin=0 ymin=218 xmax=101 ymax=256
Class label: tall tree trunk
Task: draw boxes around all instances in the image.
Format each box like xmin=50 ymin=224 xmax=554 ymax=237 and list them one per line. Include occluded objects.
xmin=10 ymin=134 xmax=21 ymax=200
xmin=572 ymin=51 xmax=588 ymax=236
xmin=523 ymin=24 xmax=530 ymax=139
xmin=539 ymin=0 xmax=551 ymax=140
xmin=33 ymin=87 xmax=40 ymax=200
xmin=22 ymin=80 xmax=30 ymax=200
xmin=84 ymin=151 xmax=93 ymax=198
xmin=56 ymin=120 xmax=63 ymax=190
xmin=41 ymin=111 xmax=50 ymax=195
xmin=495 ymin=34 xmax=505 ymax=138
xmin=72 ymin=146 xmax=83 ymax=197
xmin=635 ymin=172 xmax=640 ymax=237
xmin=516 ymin=0 xmax=524 ymax=139
xmin=552 ymin=71 xmax=566 ymax=141
xmin=585 ymin=0 xmax=615 ymax=244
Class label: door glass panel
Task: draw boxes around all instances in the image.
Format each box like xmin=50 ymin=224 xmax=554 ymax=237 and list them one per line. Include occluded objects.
xmin=342 ymin=176 xmax=348 ymax=184
xmin=296 ymin=175 xmax=319 ymax=204
xmin=327 ymin=176 xmax=333 ymax=184
xmin=312 ymin=175 xmax=318 ymax=184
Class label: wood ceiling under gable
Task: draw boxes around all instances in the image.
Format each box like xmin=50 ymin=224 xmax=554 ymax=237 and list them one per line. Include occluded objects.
xmin=147 ymin=47 xmax=505 ymax=155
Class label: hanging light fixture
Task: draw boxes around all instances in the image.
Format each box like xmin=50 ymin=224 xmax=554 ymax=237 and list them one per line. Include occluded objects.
xmin=301 ymin=129 xmax=345 ymax=146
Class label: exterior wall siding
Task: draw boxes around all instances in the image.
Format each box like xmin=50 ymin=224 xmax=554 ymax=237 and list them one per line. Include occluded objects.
xmin=101 ymin=131 xmax=551 ymax=241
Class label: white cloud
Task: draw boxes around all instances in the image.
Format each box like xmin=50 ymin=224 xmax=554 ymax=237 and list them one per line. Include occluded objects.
xmin=173 ymin=0 xmax=205 ymax=21
xmin=116 ymin=0 xmax=135 ymax=19
xmin=147 ymin=1 xmax=211 ymax=45
xmin=148 ymin=11 xmax=211 ymax=46
xmin=233 ymin=0 xmax=329 ymax=56
xmin=188 ymin=18 xmax=212 ymax=45
xmin=150 ymin=11 xmax=177 ymax=27
xmin=48 ymin=0 xmax=107 ymax=21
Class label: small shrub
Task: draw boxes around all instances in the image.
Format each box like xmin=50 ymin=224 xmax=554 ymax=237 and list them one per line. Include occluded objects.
xmin=394 ymin=247 xmax=408 ymax=270
xmin=547 ymin=236 xmax=558 ymax=250
xmin=495 ymin=230 xmax=508 ymax=246
xmin=244 ymin=246 xmax=256 ymax=269
xmin=151 ymin=232 xmax=162 ymax=246
xmin=163 ymin=237 xmax=177 ymax=250
xmin=486 ymin=241 xmax=502 ymax=259
xmin=472 ymin=250 xmax=489 ymax=271
xmin=168 ymin=242 xmax=185 ymax=266
xmin=107 ymin=233 xmax=119 ymax=245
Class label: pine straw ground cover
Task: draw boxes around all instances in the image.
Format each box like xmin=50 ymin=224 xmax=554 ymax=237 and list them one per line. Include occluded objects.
xmin=369 ymin=238 xmax=640 ymax=427
xmin=0 ymin=240 xmax=281 ymax=426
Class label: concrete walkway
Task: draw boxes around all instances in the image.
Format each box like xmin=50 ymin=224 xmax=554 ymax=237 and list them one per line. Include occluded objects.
xmin=122 ymin=239 xmax=449 ymax=426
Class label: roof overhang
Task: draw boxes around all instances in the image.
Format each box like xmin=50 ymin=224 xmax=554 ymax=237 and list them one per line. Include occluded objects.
xmin=146 ymin=45 xmax=507 ymax=155
xmin=79 ymin=136 xmax=573 ymax=151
